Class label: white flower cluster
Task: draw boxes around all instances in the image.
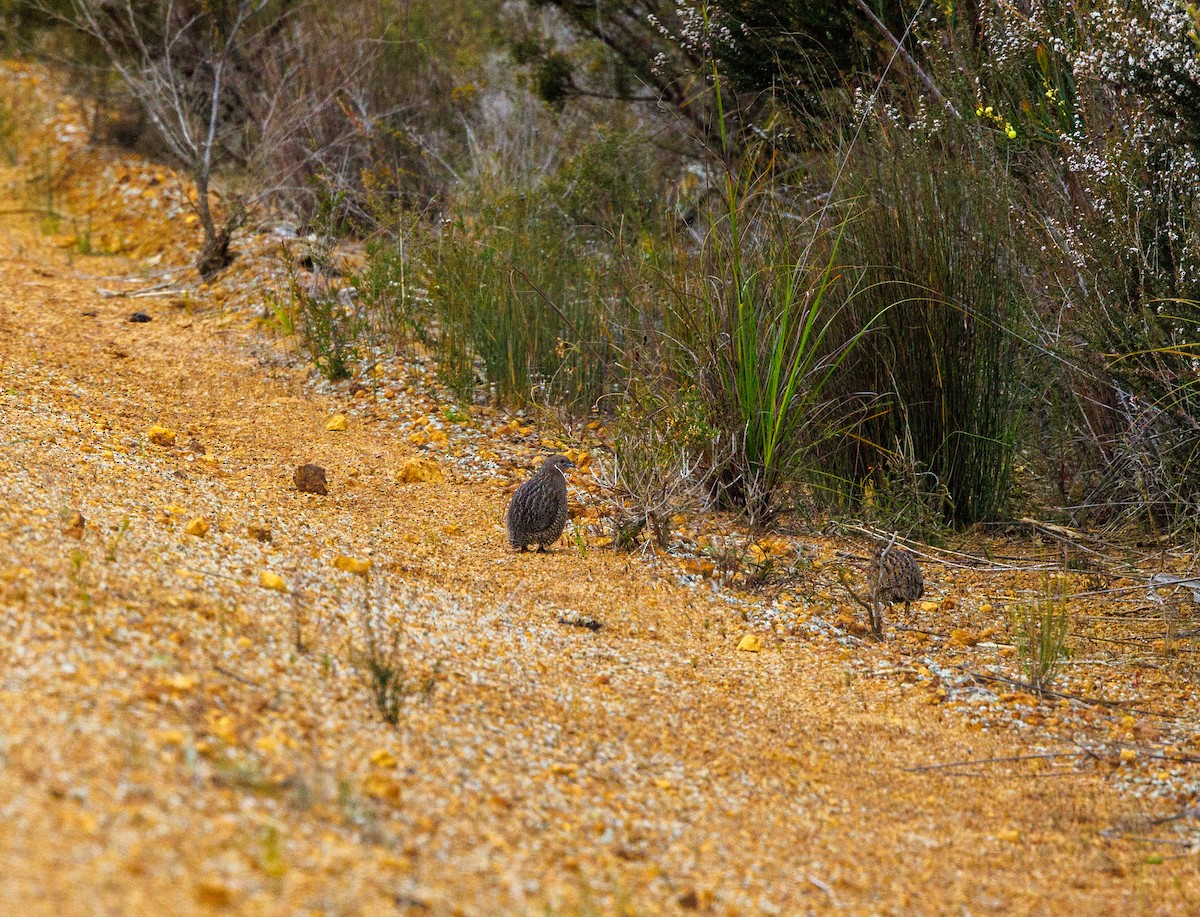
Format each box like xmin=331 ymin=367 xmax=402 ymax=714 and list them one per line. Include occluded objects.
xmin=981 ymin=2 xmax=1200 ymax=293
xmin=648 ymin=3 xmax=731 ymax=59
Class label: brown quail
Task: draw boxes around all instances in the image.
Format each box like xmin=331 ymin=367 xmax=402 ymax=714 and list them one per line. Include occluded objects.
xmin=868 ymin=541 xmax=924 ymax=637
xmin=506 ymin=454 xmax=574 ymax=552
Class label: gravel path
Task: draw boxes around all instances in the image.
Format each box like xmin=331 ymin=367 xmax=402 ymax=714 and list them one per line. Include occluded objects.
xmin=0 ymin=196 xmax=1197 ymax=914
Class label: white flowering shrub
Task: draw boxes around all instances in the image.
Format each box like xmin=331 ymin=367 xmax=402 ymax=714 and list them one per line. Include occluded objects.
xmin=827 ymin=1 xmax=1200 ymax=527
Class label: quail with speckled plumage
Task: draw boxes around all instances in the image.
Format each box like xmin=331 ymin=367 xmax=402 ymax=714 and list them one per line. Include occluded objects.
xmin=506 ymin=455 xmax=574 ymax=552
xmin=869 ymin=541 xmax=924 ymax=636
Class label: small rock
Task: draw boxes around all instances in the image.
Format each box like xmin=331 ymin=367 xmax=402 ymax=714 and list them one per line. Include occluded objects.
xmin=62 ymin=511 xmax=85 ymax=540
xmin=333 ymin=555 xmax=371 ymax=575
xmin=293 ymin=463 xmax=328 ymax=495
xmin=148 ymin=425 xmax=176 ymax=446
xmin=736 ymin=634 xmax=763 ymax=653
xmin=194 ymin=877 xmax=233 ymax=907
xmin=325 ymin=414 xmax=348 ymax=432
xmin=247 ymin=524 xmax=272 ymax=543
xmin=260 ymin=571 xmax=287 ymax=592
xmin=129 ymin=311 xmax=152 ymax=323
xmin=396 ymin=457 xmax=445 ymax=484
xmin=369 ymin=749 xmax=397 ymax=769
xmin=184 ymin=517 xmax=210 ymax=537
xmin=559 ymin=611 xmax=602 ymax=631
xmin=949 ymin=628 xmax=979 ymax=647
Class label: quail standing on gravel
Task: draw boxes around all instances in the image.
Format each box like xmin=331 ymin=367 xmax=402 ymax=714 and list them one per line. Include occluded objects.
xmin=506 ymin=454 xmax=575 ymax=552
xmin=869 ymin=540 xmax=924 ymax=636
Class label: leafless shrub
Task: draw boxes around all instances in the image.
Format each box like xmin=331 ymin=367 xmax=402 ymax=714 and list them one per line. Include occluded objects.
xmin=64 ymin=0 xmax=272 ymax=273
xmin=62 ymin=0 xmax=396 ymax=273
xmin=593 ymin=382 xmax=716 ymax=550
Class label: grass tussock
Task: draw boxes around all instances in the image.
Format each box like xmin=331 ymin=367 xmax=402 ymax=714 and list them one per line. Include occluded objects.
xmin=1009 ymin=579 xmax=1071 ymax=696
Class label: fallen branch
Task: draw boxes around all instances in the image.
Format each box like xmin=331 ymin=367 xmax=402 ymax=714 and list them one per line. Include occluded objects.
xmin=958 ymin=666 xmax=1185 ymax=720
xmin=97 ymin=280 xmax=187 ymax=298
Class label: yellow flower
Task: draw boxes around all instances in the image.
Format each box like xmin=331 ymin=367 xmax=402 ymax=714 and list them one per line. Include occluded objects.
xmin=1005 ymin=123 xmax=1017 ymax=139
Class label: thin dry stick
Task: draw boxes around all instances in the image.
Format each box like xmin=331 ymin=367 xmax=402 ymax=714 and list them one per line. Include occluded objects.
xmin=960 ymin=667 xmax=1183 ymax=720
xmin=852 ymin=0 xmax=959 ymax=117
xmin=213 ymin=664 xmax=261 ymax=688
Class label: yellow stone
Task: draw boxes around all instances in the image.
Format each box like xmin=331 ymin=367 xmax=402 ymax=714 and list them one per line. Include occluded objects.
xmin=737 ymin=634 xmax=763 ymax=653
xmin=194 ymin=878 xmax=233 ymax=908
xmin=184 ymin=517 xmax=210 ymax=537
xmin=370 ymin=749 xmax=398 ymax=769
xmin=260 ymin=571 xmax=287 ymax=592
xmin=396 ymin=457 xmax=445 ymax=484
xmin=325 ymin=413 xmax=348 ymax=432
xmin=161 ymin=673 xmax=198 ymax=692
xmin=1120 ymin=748 xmax=1137 ymax=762
xmin=949 ymin=628 xmax=978 ymax=647
xmin=364 ymin=772 xmax=403 ymax=804
xmin=333 ymin=555 xmax=371 ymax=575
xmin=148 ymin=425 xmax=176 ymax=446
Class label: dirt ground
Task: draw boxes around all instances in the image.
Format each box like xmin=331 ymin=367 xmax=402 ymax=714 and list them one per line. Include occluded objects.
xmin=2 ymin=62 xmax=1200 ymax=917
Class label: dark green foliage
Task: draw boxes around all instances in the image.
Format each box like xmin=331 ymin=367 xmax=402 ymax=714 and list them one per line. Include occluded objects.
xmin=536 ymin=53 xmax=575 ymax=104
xmin=714 ymin=0 xmax=876 ymax=118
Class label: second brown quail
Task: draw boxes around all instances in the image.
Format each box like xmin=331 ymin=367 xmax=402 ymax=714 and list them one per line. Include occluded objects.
xmin=506 ymin=454 xmax=574 ymax=552
xmin=868 ymin=541 xmax=924 ymax=637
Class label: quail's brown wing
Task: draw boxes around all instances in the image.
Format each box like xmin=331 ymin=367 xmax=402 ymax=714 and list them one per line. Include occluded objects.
xmin=510 ymin=478 xmax=561 ymax=537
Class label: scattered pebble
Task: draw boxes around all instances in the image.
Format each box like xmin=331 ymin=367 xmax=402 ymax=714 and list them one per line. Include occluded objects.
xmin=559 ymin=610 xmax=602 ymax=631
xmin=293 ymin=463 xmax=328 ymax=494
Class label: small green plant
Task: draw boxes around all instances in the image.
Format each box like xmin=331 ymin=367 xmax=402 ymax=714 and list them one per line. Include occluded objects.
xmin=259 ymin=825 xmax=287 ymax=881
xmin=354 ymin=577 xmax=440 ymax=725
xmin=73 ymin=216 xmax=94 ymax=255
xmin=1009 ymin=579 xmax=1071 ymax=695
xmin=262 ymin=290 xmax=296 ymax=337
xmin=67 ymin=548 xmax=91 ymax=610
xmin=105 ymin=517 xmax=130 ymax=563
xmin=0 ymin=99 xmax=15 ymax=164
xmin=353 ymin=230 xmax=427 ymax=351
xmin=275 ymin=245 xmax=364 ymax=381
